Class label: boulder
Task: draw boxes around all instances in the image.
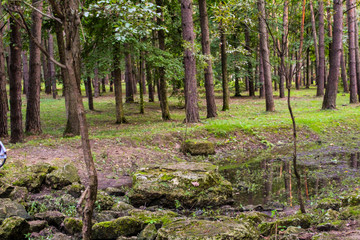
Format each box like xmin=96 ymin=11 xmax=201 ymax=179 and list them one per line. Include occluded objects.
xmin=182 ymin=140 xmax=215 ymax=156
xmin=96 ymin=191 xmax=115 ymax=211
xmin=35 ymin=211 xmax=65 ymax=228
xmin=13 ymin=163 xmax=55 ymax=193
xmin=129 ymin=209 xmax=178 ymax=225
xmin=156 ymin=218 xmax=259 ymax=240
xmin=46 ymin=164 xmax=81 ymax=190
xmin=9 ymin=186 xmax=29 ymax=203
xmin=91 ymin=216 xmax=144 ymax=240
xmin=111 ymin=201 xmax=134 ymax=212
xmin=105 ymin=187 xmax=126 ymax=197
xmin=0 ymin=216 xmax=30 ymax=240
xmin=63 ymin=217 xmax=83 ymax=235
xmin=236 ymin=211 xmax=271 ymax=224
xmin=0 ymin=183 xmax=14 ymax=198
xmin=64 ymin=183 xmax=85 ymax=198
xmin=0 ymin=198 xmax=30 ymax=222
xmin=259 ymin=214 xmax=311 ymax=236
xmin=340 ymin=190 xmax=360 ymax=206
xmin=28 ymin=220 xmax=48 ymax=233
xmin=137 ymin=223 xmax=157 ymax=240
xmin=128 ymin=162 xmax=232 ymax=208
xmin=316 ymin=198 xmax=341 ymax=211
xmin=339 ymin=205 xmax=360 ymax=220
xmin=317 ymin=220 xmax=344 ymax=231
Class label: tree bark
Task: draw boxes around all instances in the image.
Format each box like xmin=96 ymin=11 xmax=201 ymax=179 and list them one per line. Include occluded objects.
xmin=48 ymin=32 xmax=56 ymax=99
xmin=322 ymin=0 xmax=343 ymax=109
xmin=258 ymin=0 xmax=275 ymax=111
xmin=245 ymin=25 xmax=255 ymax=97
xmin=124 ymin=46 xmax=134 ymax=103
xmin=101 ymin=77 xmax=106 ymax=93
xmin=296 ymin=0 xmax=306 ymax=90
xmin=93 ymin=67 xmax=99 ymax=98
xmin=310 ymin=1 xmax=321 ymax=95
xmin=139 ymin=50 xmax=145 ymax=114
xmin=355 ymin=12 xmax=360 ymax=102
xmin=0 ymin=3 xmax=8 ymax=138
xmin=318 ymin=0 xmax=326 ymax=96
xmin=26 ymin=0 xmax=43 ymax=135
xmin=341 ymin=49 xmax=349 ymax=93
xmin=86 ymin=77 xmax=94 ymax=110
xmin=22 ymin=51 xmax=29 ymax=95
xmin=113 ymin=42 xmax=127 ymax=124
xmin=259 ymin=49 xmax=265 ymax=98
xmin=220 ymin=24 xmax=229 ymax=111
xmin=9 ymin=1 xmax=23 ymax=143
xmin=279 ymin=0 xmax=288 ymax=98
xmin=146 ymin=62 xmax=154 ymax=102
xmin=181 ymin=0 xmax=199 ymax=123
xmin=198 ymin=0 xmax=217 ymax=118
xmin=346 ymin=0 xmax=358 ymax=103
xmin=42 ymin=38 xmax=51 ymax=94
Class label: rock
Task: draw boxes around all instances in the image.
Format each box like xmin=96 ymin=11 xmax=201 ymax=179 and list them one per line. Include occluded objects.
xmin=13 ymin=163 xmax=55 ymax=193
xmin=91 ymin=216 xmax=144 ymax=240
xmin=9 ymin=186 xmax=29 ymax=203
xmin=237 ymin=211 xmax=271 ymax=224
xmin=94 ymin=212 xmax=116 ymax=223
xmin=64 ymin=183 xmax=85 ymax=198
xmin=111 ymin=201 xmax=134 ymax=211
xmin=96 ymin=191 xmax=115 ymax=211
xmin=128 ymin=162 xmax=232 ymax=208
xmin=0 ymin=216 xmax=30 ymax=240
xmin=129 ymin=209 xmax=178 ymax=225
xmin=105 ymin=187 xmax=126 ymax=197
xmin=63 ymin=217 xmax=83 ymax=235
xmin=35 ymin=211 xmax=65 ymax=228
xmin=316 ymin=198 xmax=341 ymax=211
xmin=46 ymin=163 xmax=81 ymax=190
xmin=52 ymin=232 xmax=74 ymax=240
xmin=0 ymin=198 xmax=30 ymax=222
xmin=283 ymin=226 xmax=305 ymax=235
xmin=138 ymin=223 xmax=157 ymax=240
xmin=339 ymin=205 xmax=360 ymax=220
xmin=182 ymin=140 xmax=215 ymax=156
xmin=340 ymin=190 xmax=360 ymax=206
xmin=28 ymin=220 xmax=48 ymax=233
xmin=156 ymin=218 xmax=259 ymax=240
xmin=317 ymin=220 xmax=344 ymax=231
xmin=0 ymin=183 xmax=14 ymax=198
xmin=259 ymin=214 xmax=311 ymax=236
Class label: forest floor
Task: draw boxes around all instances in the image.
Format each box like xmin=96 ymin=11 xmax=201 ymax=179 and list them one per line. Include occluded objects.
xmin=2 ymin=86 xmax=360 ymax=239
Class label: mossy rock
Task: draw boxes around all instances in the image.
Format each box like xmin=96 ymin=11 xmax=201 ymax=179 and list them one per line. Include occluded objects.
xmin=156 ymin=218 xmax=259 ymax=240
xmin=316 ymin=220 xmax=344 ymax=231
xmin=64 ymin=183 xmax=85 ymax=198
xmin=13 ymin=163 xmax=55 ymax=193
xmin=129 ymin=209 xmax=178 ymax=225
xmin=339 ymin=205 xmax=360 ymax=220
xmin=137 ymin=223 xmax=157 ymax=240
xmin=0 ymin=183 xmax=14 ymax=198
xmin=34 ymin=211 xmax=65 ymax=228
xmin=340 ymin=191 xmax=360 ymax=207
xmin=96 ymin=192 xmax=115 ymax=211
xmin=259 ymin=214 xmax=311 ymax=236
xmin=91 ymin=216 xmax=144 ymax=240
xmin=28 ymin=220 xmax=48 ymax=233
xmin=128 ymin=162 xmax=232 ymax=208
xmin=9 ymin=186 xmax=28 ymax=203
xmin=0 ymin=216 xmax=30 ymax=240
xmin=0 ymin=198 xmax=30 ymax=222
xmin=111 ymin=201 xmax=134 ymax=211
xmin=236 ymin=211 xmax=271 ymax=224
xmin=63 ymin=217 xmax=83 ymax=235
xmin=182 ymin=140 xmax=215 ymax=156
xmin=45 ymin=163 xmax=81 ymax=190
xmin=316 ymin=198 xmax=341 ymax=211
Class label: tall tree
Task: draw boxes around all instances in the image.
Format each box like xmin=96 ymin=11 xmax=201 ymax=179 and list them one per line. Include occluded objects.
xmin=124 ymin=46 xmax=134 ymax=103
xmin=257 ymin=0 xmax=275 ymax=111
xmin=340 ymin=49 xmax=349 ymax=93
xmin=22 ymin=51 xmax=29 ymax=95
xmin=279 ymin=0 xmax=288 ymax=98
xmin=113 ymin=42 xmax=127 ymax=124
xmin=181 ymin=0 xmax=199 ymax=122
xmin=198 ymin=0 xmax=217 ymax=118
xmin=346 ymin=0 xmax=358 ymax=103
xmin=296 ymin=0 xmax=306 ymax=90
xmin=48 ymin=32 xmax=56 ymax=99
xmin=244 ymin=26 xmax=254 ymax=97
xmin=322 ymin=0 xmax=343 ymax=109
xmin=318 ymin=0 xmax=326 ymax=96
xmin=220 ymin=21 xmax=229 ymax=111
xmin=0 ymin=3 xmax=7 ymax=138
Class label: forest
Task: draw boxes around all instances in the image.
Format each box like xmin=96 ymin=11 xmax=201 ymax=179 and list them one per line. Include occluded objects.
xmin=0 ymin=0 xmax=360 ymax=239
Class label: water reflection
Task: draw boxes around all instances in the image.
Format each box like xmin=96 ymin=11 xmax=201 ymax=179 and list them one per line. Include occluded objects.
xmin=220 ymin=151 xmax=360 ymax=207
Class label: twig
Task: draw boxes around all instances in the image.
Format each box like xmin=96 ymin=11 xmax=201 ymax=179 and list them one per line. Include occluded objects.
xmin=22 ymin=1 xmax=62 ymax=24
xmin=76 ymin=186 xmax=90 ymax=215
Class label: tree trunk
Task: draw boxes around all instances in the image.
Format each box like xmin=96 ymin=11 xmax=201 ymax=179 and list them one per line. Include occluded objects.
xmin=346 ymin=0 xmax=358 ymax=103
xmin=341 ymin=49 xmax=349 ymax=93
xmin=318 ymin=0 xmax=326 ymax=96
xmin=355 ymin=12 xmax=360 ymax=102
xmin=42 ymin=38 xmax=51 ymax=94
xmin=9 ymin=1 xmax=23 ymax=143
xmin=306 ymin=48 xmax=310 ymax=88
xmin=258 ymin=0 xmax=275 ymax=111
xmin=139 ymin=50 xmax=145 ymax=114
xmin=245 ymin=25 xmax=255 ymax=97
xmin=181 ymin=0 xmax=199 ymax=122
xmin=259 ymin=49 xmax=265 ymax=98
xmin=279 ymin=0 xmax=288 ymax=99
xmin=113 ymin=42 xmax=127 ymax=124
xmin=322 ymin=0 xmax=343 ymax=109
xmin=48 ymin=32 xmax=56 ymax=99
xmin=101 ymin=77 xmax=106 ymax=93
xmin=124 ymin=46 xmax=134 ymax=103
xmin=109 ymin=73 xmax=113 ymax=92
xmin=26 ymin=0 xmax=43 ymax=135
xmin=86 ymin=77 xmax=94 ymax=110
xmin=220 ymin=24 xmax=229 ymax=111
xmin=22 ymin=51 xmax=29 ymax=95
xmin=146 ymin=62 xmax=154 ymax=102
xmin=93 ymin=67 xmax=99 ymax=98
xmin=0 ymin=3 xmax=7 ymax=137
xmin=296 ymin=0 xmax=306 ymax=90
xmin=156 ymin=0 xmax=171 ymax=120
xmin=310 ymin=1 xmax=321 ymax=95
xmin=198 ymin=0 xmax=217 ymax=118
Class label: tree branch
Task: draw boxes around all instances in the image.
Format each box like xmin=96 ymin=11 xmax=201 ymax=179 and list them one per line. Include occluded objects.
xmin=22 ymin=1 xmax=62 ymax=24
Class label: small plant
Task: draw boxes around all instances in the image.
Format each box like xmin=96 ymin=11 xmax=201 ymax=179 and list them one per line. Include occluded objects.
xmin=175 ymin=200 xmax=182 ymax=209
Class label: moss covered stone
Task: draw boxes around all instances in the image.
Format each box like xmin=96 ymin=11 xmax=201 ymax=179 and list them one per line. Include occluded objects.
xmin=91 ymin=216 xmax=144 ymax=240
xmin=0 ymin=216 xmax=30 ymax=240
xmin=96 ymin=192 xmax=115 ymax=211
xmin=128 ymin=162 xmax=232 ymax=208
xmin=111 ymin=201 xmax=134 ymax=211
xmin=340 ymin=190 xmax=360 ymax=207
xmin=259 ymin=214 xmax=311 ymax=236
xmin=316 ymin=220 xmax=344 ymax=231
xmin=182 ymin=140 xmax=215 ymax=156
xmin=236 ymin=211 xmax=270 ymax=224
xmin=63 ymin=217 xmax=83 ymax=235
xmin=64 ymin=183 xmax=85 ymax=198
xmin=156 ymin=218 xmax=259 ymax=240
xmin=45 ymin=163 xmax=81 ymax=190
xmin=316 ymin=198 xmax=341 ymax=211
xmin=339 ymin=205 xmax=360 ymax=220
xmin=0 ymin=198 xmax=30 ymax=222
xmin=137 ymin=223 xmax=157 ymax=240
xmin=34 ymin=211 xmax=65 ymax=228
xmin=129 ymin=209 xmax=178 ymax=225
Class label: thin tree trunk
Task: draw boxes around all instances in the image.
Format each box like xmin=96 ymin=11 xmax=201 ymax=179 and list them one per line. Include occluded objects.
xmin=139 ymin=50 xmax=145 ymax=114
xmin=9 ymin=0 xmax=23 ymax=143
xmin=48 ymin=32 xmax=56 ymax=99
xmin=199 ymin=0 xmax=217 ymax=117
xmin=109 ymin=73 xmax=113 ymax=92
xmin=102 ymin=77 xmax=106 ymax=93
xmin=114 ymin=42 xmax=127 ymax=124
xmin=322 ymin=0 xmax=343 ymax=109
xmin=156 ymin=0 xmax=171 ymax=120
xmin=93 ymin=67 xmax=99 ymax=98
xmin=181 ymin=0 xmax=199 ymax=122
xmin=86 ymin=77 xmax=94 ymax=110
xmin=279 ymin=0 xmax=288 ymax=99
xmin=146 ymin=62 xmax=154 ymax=102
xmin=220 ymin=23 xmax=229 ymax=111
xmin=124 ymin=46 xmax=134 ymax=103
xmin=318 ymin=0 xmax=326 ymax=96
xmin=306 ymin=48 xmax=310 ymax=88
xmin=310 ymin=1 xmax=321 ymax=95
xmin=245 ymin=25 xmax=255 ymax=97
xmin=0 ymin=3 xmax=7 ymax=137
xmin=42 ymin=38 xmax=51 ymax=94
xmin=259 ymin=49 xmax=265 ymax=98
xmin=258 ymin=0 xmax=275 ymax=111
xmin=22 ymin=51 xmax=29 ymax=95
xmin=355 ymin=13 xmax=360 ymax=102
xmin=296 ymin=0 xmax=306 ymax=90
xmin=341 ymin=49 xmax=349 ymax=93
xmin=346 ymin=0 xmax=358 ymax=103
